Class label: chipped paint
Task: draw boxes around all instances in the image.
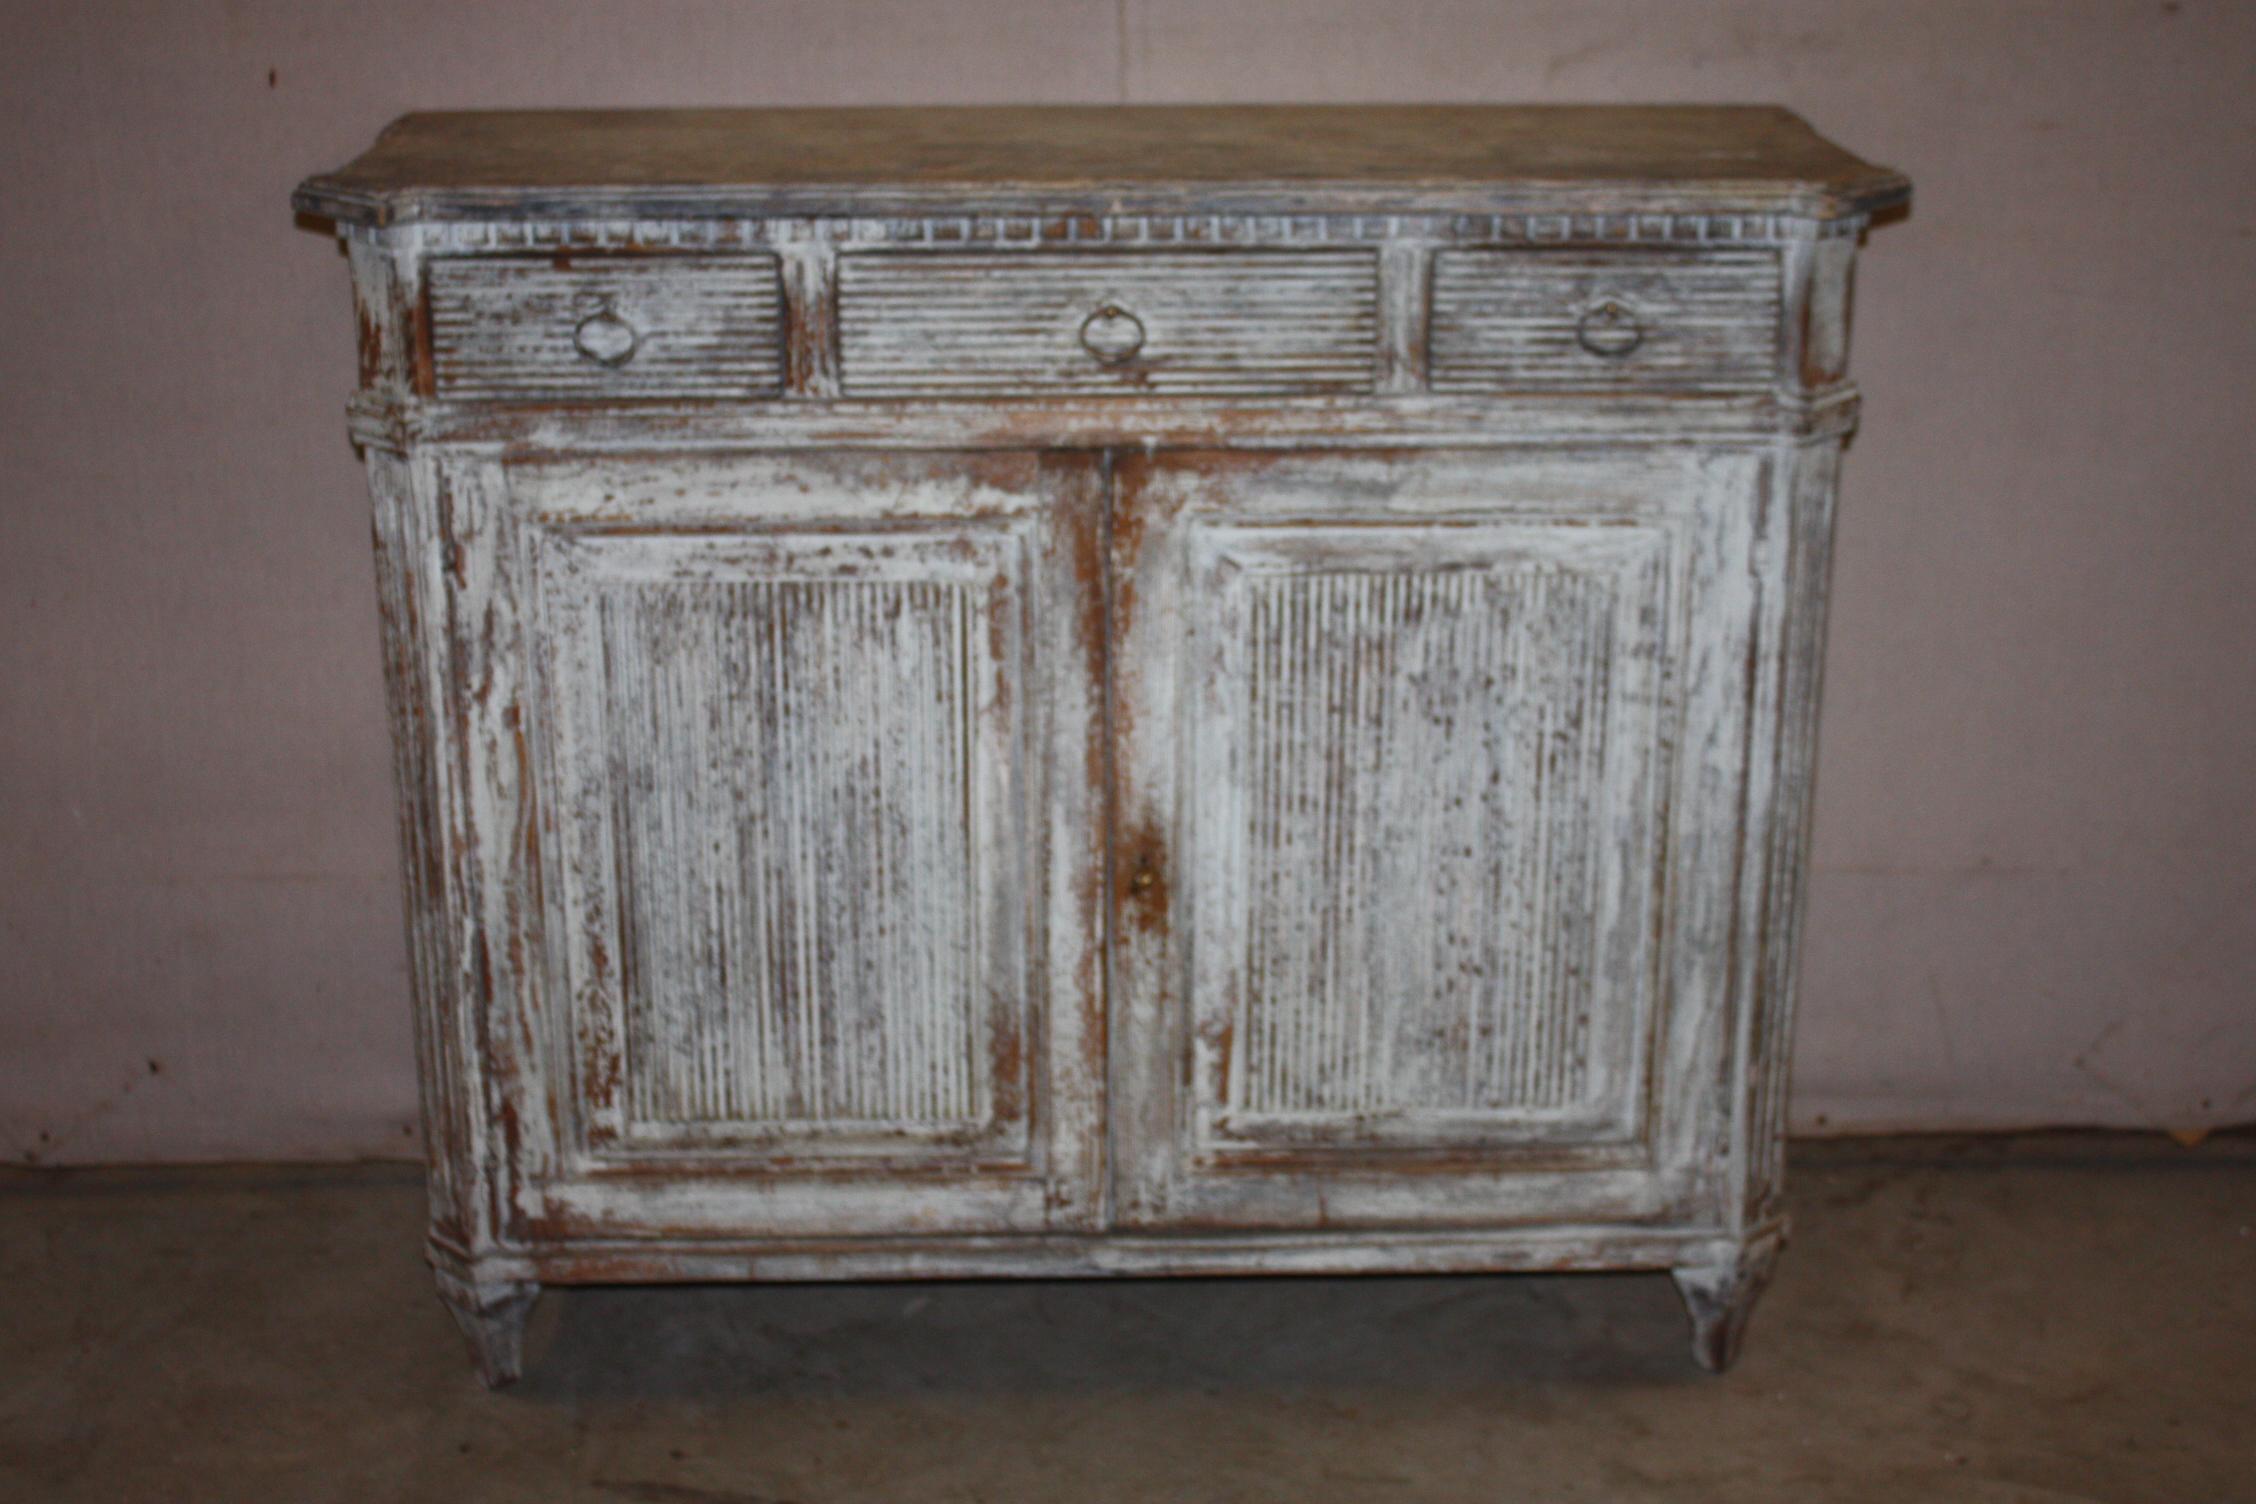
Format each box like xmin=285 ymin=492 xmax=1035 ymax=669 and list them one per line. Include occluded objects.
xmin=306 ymin=109 xmax=1898 ymax=1385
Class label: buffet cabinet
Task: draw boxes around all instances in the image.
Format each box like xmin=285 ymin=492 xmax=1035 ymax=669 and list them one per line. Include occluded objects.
xmin=295 ymin=107 xmax=1906 ymax=1385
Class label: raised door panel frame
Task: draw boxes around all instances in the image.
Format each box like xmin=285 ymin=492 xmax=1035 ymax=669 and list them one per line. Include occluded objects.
xmin=1109 ymin=447 xmax=1774 ymax=1233
xmin=1183 ymin=519 xmax=1673 ymax=1157
xmin=448 ymin=448 xmax=1108 ymax=1242
xmin=532 ymin=525 xmax=1033 ymax=1167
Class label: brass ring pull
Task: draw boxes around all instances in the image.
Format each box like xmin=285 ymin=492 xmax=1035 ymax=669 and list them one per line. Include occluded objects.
xmin=1079 ymin=304 xmax=1146 ymax=365
xmin=1576 ymin=297 xmax=1644 ymax=359
xmin=573 ymin=308 xmax=641 ymax=367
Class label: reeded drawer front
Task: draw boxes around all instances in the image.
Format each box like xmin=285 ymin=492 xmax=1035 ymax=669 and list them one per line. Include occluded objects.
xmin=838 ymin=250 xmax=1378 ymax=397
xmin=426 ymin=254 xmax=783 ymax=400
xmin=1430 ymin=248 xmax=1780 ymax=391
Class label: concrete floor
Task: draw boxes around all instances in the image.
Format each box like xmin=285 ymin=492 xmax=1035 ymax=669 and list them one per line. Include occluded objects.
xmin=3 ymin=1136 xmax=2251 ymax=1503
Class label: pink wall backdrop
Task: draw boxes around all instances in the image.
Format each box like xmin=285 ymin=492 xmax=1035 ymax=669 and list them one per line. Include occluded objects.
xmin=3 ymin=1 xmax=2251 ymax=1163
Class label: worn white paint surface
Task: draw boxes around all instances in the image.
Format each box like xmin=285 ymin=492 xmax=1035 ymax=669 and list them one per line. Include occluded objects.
xmin=838 ymin=249 xmax=1379 ymax=396
xmin=542 ymin=533 xmax=1010 ymax=1145
xmin=505 ymin=451 xmax=1113 ymax=1243
xmin=1193 ymin=520 xmax=1671 ymax=1136
xmin=290 ymin=107 xmax=1904 ymax=1375
xmin=1105 ymin=445 xmax=1778 ymax=1239
xmin=427 ymin=253 xmax=784 ymax=399
xmin=1430 ymin=248 xmax=1782 ymax=391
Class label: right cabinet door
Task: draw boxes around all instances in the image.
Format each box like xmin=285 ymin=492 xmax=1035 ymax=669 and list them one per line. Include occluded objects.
xmin=1109 ymin=448 xmax=1771 ymax=1232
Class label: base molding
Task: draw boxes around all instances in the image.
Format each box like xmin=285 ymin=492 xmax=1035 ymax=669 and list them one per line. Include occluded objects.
xmin=427 ymin=1222 xmax=1787 ymax=1384
xmin=480 ymin=1222 xmax=1767 ymax=1286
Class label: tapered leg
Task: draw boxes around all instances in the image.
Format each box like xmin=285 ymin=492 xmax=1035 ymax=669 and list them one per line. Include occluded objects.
xmin=432 ymin=1262 xmax=541 ymax=1388
xmin=1671 ymin=1233 xmax=1782 ymax=1374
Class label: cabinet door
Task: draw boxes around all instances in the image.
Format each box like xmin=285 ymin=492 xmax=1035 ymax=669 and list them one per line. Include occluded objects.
xmin=499 ymin=451 xmax=1106 ymax=1240
xmin=1109 ymin=449 xmax=1764 ymax=1231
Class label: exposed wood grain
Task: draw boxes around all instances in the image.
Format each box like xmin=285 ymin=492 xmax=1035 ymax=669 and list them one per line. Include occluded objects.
xmin=1108 ymin=449 xmax=1760 ymax=1234
xmin=598 ymin=575 xmax=979 ymax=1131
xmin=1430 ymin=248 xmax=1781 ymax=392
xmin=364 ymin=446 xmax=475 ymax=1245
xmin=838 ymin=250 xmax=1377 ymax=397
xmin=427 ymin=254 xmax=782 ymax=400
xmin=510 ymin=451 xmax=1108 ymax=1242
xmin=1373 ymin=240 xmax=1435 ymax=395
xmin=777 ymin=238 xmax=841 ymax=399
xmin=371 ymin=388 xmax=1865 ymax=454
xmin=293 ymin=106 xmax=1910 ymax=224
xmin=1193 ymin=522 xmax=1671 ymax=1149
xmin=538 ymin=529 xmax=1020 ymax=1157
xmin=300 ymin=107 xmax=1904 ymax=1382
xmin=1742 ymin=441 xmax=1843 ymax=1226
xmin=522 ymin=1224 xmax=1752 ymax=1285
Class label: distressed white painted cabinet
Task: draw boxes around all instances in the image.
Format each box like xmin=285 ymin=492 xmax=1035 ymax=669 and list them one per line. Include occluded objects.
xmin=294 ymin=107 xmax=1906 ymax=1385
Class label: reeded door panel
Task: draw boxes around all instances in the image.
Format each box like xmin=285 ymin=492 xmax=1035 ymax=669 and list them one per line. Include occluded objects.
xmin=507 ymin=451 xmax=1108 ymax=1240
xmin=1186 ymin=520 xmax=1671 ymax=1155
xmin=1110 ymin=449 xmax=1762 ymax=1231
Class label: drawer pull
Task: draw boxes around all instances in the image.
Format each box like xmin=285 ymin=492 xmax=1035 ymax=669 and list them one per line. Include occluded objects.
xmin=1575 ymin=298 xmax=1644 ymax=359
xmin=572 ymin=308 xmax=641 ymax=368
xmin=1078 ymin=304 xmax=1146 ymax=365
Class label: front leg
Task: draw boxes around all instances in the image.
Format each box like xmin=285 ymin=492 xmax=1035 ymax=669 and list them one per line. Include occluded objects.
xmin=431 ymin=1258 xmax=541 ymax=1388
xmin=1670 ymin=1232 xmax=1782 ymax=1373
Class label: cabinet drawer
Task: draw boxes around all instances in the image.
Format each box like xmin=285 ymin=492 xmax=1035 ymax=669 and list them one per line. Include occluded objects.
xmin=426 ymin=254 xmax=783 ymax=400
xmin=1430 ymin=248 xmax=1780 ymax=391
xmin=838 ymin=250 xmax=1378 ymax=397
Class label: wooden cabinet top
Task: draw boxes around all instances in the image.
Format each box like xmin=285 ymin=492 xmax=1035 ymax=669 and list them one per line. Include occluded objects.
xmin=294 ymin=105 xmax=1908 ymax=226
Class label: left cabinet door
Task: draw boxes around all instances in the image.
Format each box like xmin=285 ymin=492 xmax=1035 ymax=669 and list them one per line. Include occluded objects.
xmin=466 ymin=450 xmax=1108 ymax=1242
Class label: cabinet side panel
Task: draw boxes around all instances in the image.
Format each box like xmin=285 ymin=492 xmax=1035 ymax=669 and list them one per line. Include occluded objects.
xmin=358 ymin=442 xmax=541 ymax=1254
xmin=1744 ymin=440 xmax=1842 ymax=1222
xmin=1643 ymin=451 xmax=1768 ymax=1221
xmin=365 ymin=446 xmax=475 ymax=1243
xmin=438 ymin=453 xmax=552 ymax=1244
